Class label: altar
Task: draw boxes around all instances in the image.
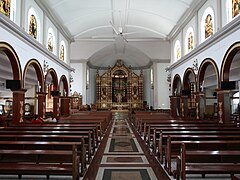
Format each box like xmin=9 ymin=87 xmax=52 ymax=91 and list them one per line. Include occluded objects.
xmin=112 ymin=103 xmax=129 ymax=110
xmin=96 ymin=60 xmax=143 ymax=110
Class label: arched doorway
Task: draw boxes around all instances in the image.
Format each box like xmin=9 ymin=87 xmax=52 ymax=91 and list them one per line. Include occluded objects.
xmin=45 ymin=68 xmax=58 ymax=117
xmin=221 ymin=42 xmax=240 ymax=123
xmin=23 ymin=59 xmax=44 ymax=118
xmin=182 ymin=68 xmax=196 ymax=118
xmin=170 ymin=74 xmax=182 ymax=117
xmin=0 ymin=42 xmax=22 ymax=124
xmin=198 ymin=58 xmax=219 ymax=119
xmin=59 ymin=75 xmax=70 ymax=116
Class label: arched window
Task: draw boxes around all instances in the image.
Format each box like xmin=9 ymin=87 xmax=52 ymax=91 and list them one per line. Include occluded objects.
xmin=174 ymin=40 xmax=181 ymax=62
xmin=227 ymin=0 xmax=240 ymax=22
xmin=0 ymin=0 xmax=10 ymax=17
xmin=59 ymin=40 xmax=66 ymax=61
xmin=185 ymin=27 xmax=194 ymax=54
xmin=10 ymin=0 xmax=16 ymax=22
xmin=47 ymin=28 xmax=55 ymax=53
xmin=201 ymin=7 xmax=215 ymax=42
xmin=28 ymin=7 xmax=40 ymax=41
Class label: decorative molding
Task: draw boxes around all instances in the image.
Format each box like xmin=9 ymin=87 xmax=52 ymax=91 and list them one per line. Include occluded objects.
xmin=71 ymin=58 xmax=170 ymax=70
xmin=34 ymin=0 xmax=73 ymax=43
xmin=0 ymin=13 xmax=74 ymax=72
xmin=169 ymin=0 xmax=207 ymax=40
xmin=169 ymin=15 xmax=240 ymax=71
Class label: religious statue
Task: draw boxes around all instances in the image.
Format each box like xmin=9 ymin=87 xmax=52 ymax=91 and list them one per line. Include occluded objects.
xmin=117 ymin=93 xmax=122 ymax=102
xmin=48 ymin=33 xmax=53 ymax=52
xmin=0 ymin=0 xmax=10 ymax=17
xmin=29 ymin=14 xmax=37 ymax=39
xmin=205 ymin=14 xmax=213 ymax=39
xmin=188 ymin=32 xmax=193 ymax=51
xmin=59 ymin=44 xmax=64 ymax=61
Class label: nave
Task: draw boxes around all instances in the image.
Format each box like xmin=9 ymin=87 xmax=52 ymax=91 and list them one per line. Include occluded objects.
xmin=83 ymin=112 xmax=169 ymax=180
xmin=0 ymin=111 xmax=240 ymax=180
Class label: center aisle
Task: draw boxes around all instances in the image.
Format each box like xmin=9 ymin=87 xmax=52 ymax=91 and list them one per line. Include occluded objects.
xmin=83 ymin=112 xmax=170 ymax=180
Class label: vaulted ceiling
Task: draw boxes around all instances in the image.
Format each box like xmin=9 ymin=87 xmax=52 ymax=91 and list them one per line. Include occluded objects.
xmin=38 ymin=0 xmax=202 ymax=67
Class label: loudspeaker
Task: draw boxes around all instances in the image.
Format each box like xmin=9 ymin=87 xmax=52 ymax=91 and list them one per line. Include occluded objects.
xmin=221 ymin=81 xmax=236 ymax=90
xmin=51 ymin=91 xmax=60 ymax=97
xmin=6 ymin=80 xmax=21 ymax=91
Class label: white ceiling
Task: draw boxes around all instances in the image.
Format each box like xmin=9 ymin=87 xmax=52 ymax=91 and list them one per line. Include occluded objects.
xmin=38 ymin=0 xmax=201 ymax=67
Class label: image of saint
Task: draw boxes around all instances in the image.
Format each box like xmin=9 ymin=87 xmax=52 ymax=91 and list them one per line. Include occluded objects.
xmin=101 ymin=87 xmax=107 ymax=100
xmin=48 ymin=33 xmax=53 ymax=52
xmin=205 ymin=14 xmax=213 ymax=39
xmin=117 ymin=93 xmax=122 ymax=102
xmin=60 ymin=44 xmax=64 ymax=61
xmin=188 ymin=32 xmax=193 ymax=51
xmin=29 ymin=14 xmax=37 ymax=39
xmin=176 ymin=46 xmax=181 ymax=60
xmin=0 ymin=0 xmax=10 ymax=17
xmin=232 ymin=0 xmax=240 ymax=18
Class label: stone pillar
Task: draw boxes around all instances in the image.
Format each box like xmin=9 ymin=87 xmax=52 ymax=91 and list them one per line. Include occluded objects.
xmin=12 ymin=89 xmax=27 ymax=124
xmin=170 ymin=96 xmax=180 ymax=118
xmin=53 ymin=95 xmax=60 ymax=119
xmin=217 ymin=90 xmax=231 ymax=124
xmin=181 ymin=96 xmax=188 ymax=118
xmin=36 ymin=92 xmax=47 ymax=118
xmin=60 ymin=97 xmax=70 ymax=116
xmin=195 ymin=92 xmax=205 ymax=119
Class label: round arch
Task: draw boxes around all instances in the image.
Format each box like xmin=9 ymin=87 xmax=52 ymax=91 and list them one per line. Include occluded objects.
xmin=172 ymin=74 xmax=182 ymax=96
xmin=197 ymin=58 xmax=219 ymax=92
xmin=23 ymin=59 xmax=44 ymax=92
xmin=183 ymin=68 xmax=196 ymax=90
xmin=45 ymin=68 xmax=58 ymax=91
xmin=59 ymin=75 xmax=69 ymax=96
xmin=220 ymin=41 xmax=240 ymax=82
xmin=0 ymin=41 xmax=22 ymax=81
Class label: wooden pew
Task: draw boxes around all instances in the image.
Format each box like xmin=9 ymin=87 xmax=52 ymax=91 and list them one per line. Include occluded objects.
xmin=11 ymin=123 xmax=102 ymax=146
xmin=157 ymin=132 xmax=240 ymax=165
xmin=5 ymin=125 xmax=99 ymax=149
xmin=166 ymin=137 xmax=240 ymax=175
xmin=0 ymin=129 xmax=93 ymax=163
xmin=177 ymin=143 xmax=240 ymax=180
xmin=0 ymin=142 xmax=81 ymax=178
xmin=147 ymin=124 xmax=237 ymax=143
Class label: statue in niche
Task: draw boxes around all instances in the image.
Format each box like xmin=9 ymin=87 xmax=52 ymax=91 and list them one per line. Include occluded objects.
xmin=132 ymin=85 xmax=138 ymax=100
xmin=0 ymin=0 xmax=10 ymax=17
xmin=117 ymin=93 xmax=122 ymax=102
xmin=205 ymin=14 xmax=213 ymax=39
xmin=48 ymin=33 xmax=53 ymax=52
xmin=29 ymin=14 xmax=37 ymax=39
xmin=59 ymin=44 xmax=64 ymax=60
xmin=101 ymin=87 xmax=107 ymax=100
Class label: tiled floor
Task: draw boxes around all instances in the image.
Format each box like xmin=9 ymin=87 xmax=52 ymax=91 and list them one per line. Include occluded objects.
xmin=95 ymin=113 xmax=158 ymax=180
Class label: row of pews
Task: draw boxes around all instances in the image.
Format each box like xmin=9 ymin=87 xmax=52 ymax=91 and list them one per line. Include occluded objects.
xmin=0 ymin=111 xmax=112 ymax=179
xmin=132 ymin=111 xmax=240 ymax=180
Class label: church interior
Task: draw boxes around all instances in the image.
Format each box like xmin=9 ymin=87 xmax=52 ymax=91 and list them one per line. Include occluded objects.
xmin=0 ymin=0 xmax=240 ymax=179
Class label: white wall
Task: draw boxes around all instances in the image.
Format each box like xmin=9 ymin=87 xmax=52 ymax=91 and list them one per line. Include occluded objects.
xmin=70 ymin=62 xmax=87 ymax=104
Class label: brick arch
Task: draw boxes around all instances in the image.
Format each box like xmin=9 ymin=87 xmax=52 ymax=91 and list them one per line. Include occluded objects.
xmin=197 ymin=58 xmax=219 ymax=92
xmin=0 ymin=41 xmax=22 ymax=81
xmin=220 ymin=41 xmax=240 ymax=82
xmin=23 ymin=59 xmax=44 ymax=92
